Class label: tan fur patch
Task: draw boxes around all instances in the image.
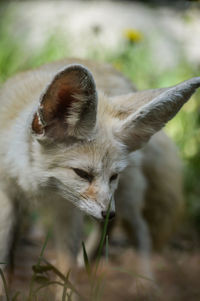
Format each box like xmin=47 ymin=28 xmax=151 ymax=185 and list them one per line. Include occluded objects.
xmin=84 ymin=184 xmax=97 ymax=201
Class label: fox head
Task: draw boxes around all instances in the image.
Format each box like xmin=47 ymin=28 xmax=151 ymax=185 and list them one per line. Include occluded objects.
xmin=30 ymin=64 xmax=200 ymax=220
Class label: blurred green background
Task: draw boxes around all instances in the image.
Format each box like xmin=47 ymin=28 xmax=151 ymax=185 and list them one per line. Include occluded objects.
xmin=0 ymin=1 xmax=200 ymax=228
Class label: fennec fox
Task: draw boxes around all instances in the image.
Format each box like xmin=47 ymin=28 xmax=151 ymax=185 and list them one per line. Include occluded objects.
xmin=0 ymin=58 xmax=199 ymax=284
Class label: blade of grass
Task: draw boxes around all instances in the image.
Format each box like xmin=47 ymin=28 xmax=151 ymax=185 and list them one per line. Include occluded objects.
xmin=32 ymin=264 xmax=53 ymax=274
xmin=91 ymin=271 xmax=106 ymax=301
xmin=0 ymin=267 xmax=10 ymax=301
xmin=33 ymin=275 xmax=49 ymax=285
xmin=41 ymin=259 xmax=84 ymax=300
xmin=105 ymin=235 xmax=109 ymax=263
xmin=33 ymin=280 xmax=64 ymax=295
xmin=67 ymin=289 xmax=73 ymax=301
xmin=90 ymin=202 xmax=111 ymax=300
xmin=41 ymin=259 xmax=66 ymax=281
xmin=62 ymin=270 xmax=71 ymax=301
xmin=82 ymin=241 xmax=91 ymax=276
xmin=27 ymin=231 xmax=50 ymax=301
xmin=36 ymin=230 xmax=50 ymax=267
xmin=95 ymin=200 xmax=111 ymax=268
xmin=11 ymin=291 xmax=20 ymax=301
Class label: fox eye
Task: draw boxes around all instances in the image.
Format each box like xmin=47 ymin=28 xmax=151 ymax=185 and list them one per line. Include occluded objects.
xmin=73 ymin=168 xmax=93 ymax=182
xmin=110 ymin=173 xmax=118 ymax=182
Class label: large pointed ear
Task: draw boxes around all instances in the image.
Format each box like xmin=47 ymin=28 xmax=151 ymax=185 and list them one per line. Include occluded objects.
xmin=114 ymin=77 xmax=200 ymax=152
xmin=32 ymin=64 xmax=98 ymax=141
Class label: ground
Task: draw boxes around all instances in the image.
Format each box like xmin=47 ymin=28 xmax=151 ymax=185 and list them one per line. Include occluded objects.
xmin=4 ymin=219 xmax=200 ymax=301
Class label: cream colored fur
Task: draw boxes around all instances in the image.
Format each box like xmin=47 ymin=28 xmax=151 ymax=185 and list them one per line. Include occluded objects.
xmin=0 ymin=58 xmax=199 ymax=296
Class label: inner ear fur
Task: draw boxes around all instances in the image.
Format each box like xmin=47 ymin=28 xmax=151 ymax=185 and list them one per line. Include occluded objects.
xmin=32 ymin=64 xmax=98 ymax=140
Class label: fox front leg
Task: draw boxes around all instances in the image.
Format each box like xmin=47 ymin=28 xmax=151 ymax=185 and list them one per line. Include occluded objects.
xmin=43 ymin=199 xmax=84 ymax=300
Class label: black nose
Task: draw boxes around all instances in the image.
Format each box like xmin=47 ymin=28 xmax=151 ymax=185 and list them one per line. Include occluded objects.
xmin=101 ymin=210 xmax=115 ymax=220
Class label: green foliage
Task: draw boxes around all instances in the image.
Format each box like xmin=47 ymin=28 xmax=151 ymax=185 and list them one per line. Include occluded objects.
xmin=0 ymin=5 xmax=71 ymax=83
xmin=0 ymin=9 xmax=24 ymax=82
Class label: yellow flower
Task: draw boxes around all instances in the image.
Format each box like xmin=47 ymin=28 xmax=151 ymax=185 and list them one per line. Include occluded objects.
xmin=113 ymin=61 xmax=123 ymax=71
xmin=124 ymin=29 xmax=143 ymax=43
